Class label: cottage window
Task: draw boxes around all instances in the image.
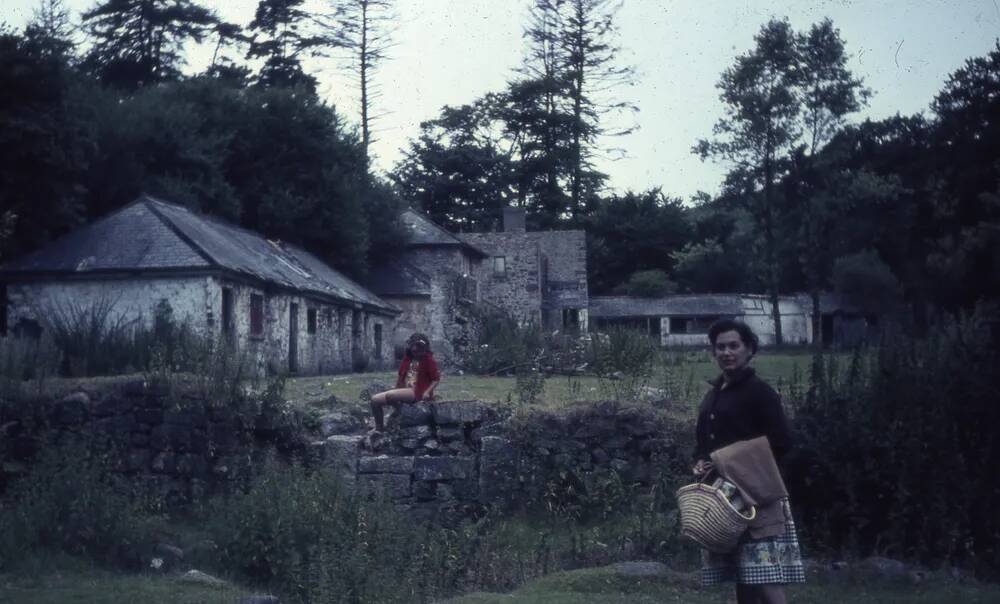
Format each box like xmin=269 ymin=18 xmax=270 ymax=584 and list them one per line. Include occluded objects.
xmin=307 ymin=308 xmax=317 ymax=334
xmin=250 ymin=294 xmax=264 ymax=336
xmin=0 ymin=283 xmax=7 ymax=336
xmin=221 ymin=287 xmax=234 ymax=341
xmin=492 ymin=256 xmax=506 ymax=277
xmin=374 ymin=324 xmax=383 ymax=359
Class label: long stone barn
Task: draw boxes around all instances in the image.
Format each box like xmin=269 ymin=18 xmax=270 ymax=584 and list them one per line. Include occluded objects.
xmin=0 ymin=195 xmax=400 ymax=375
xmin=590 ymin=293 xmax=876 ymax=348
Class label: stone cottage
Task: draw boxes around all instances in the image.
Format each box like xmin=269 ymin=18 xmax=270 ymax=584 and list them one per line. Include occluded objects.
xmin=0 ymin=195 xmax=399 ymax=375
xmin=365 ymin=207 xmax=589 ymax=362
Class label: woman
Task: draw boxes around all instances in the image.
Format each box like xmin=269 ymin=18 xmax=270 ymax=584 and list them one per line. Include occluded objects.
xmin=370 ymin=333 xmax=440 ymax=432
xmin=692 ymin=319 xmax=805 ymax=604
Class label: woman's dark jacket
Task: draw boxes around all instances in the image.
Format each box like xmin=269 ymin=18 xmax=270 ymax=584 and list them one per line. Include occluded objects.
xmin=693 ymin=366 xmax=793 ymax=466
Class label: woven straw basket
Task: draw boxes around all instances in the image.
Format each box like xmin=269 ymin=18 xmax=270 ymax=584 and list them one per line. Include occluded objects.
xmin=676 ymin=479 xmax=757 ymax=553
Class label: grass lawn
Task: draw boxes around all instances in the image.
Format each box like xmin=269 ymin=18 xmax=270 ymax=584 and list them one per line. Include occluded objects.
xmin=283 ymin=349 xmax=828 ymax=419
xmin=443 ymin=565 xmax=1000 ymax=604
xmin=0 ymin=558 xmax=254 ymax=604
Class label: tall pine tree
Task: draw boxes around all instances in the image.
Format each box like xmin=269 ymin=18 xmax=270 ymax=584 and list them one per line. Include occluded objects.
xmin=81 ymin=0 xmax=217 ymax=89
xmin=247 ymin=0 xmax=327 ymax=92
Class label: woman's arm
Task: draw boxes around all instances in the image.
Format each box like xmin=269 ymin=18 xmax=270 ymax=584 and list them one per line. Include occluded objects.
xmin=757 ymin=384 xmax=793 ymax=463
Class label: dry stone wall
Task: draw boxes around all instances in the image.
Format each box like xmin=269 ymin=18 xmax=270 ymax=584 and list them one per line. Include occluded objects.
xmin=0 ymin=381 xmax=307 ymax=503
xmin=311 ymin=400 xmax=683 ymax=522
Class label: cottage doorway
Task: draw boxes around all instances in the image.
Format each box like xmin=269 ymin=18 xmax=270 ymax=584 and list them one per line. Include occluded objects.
xmin=289 ymin=303 xmax=299 ymax=373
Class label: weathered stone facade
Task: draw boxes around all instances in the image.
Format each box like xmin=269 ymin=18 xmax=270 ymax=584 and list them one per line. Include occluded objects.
xmin=462 ymin=227 xmax=588 ymax=331
xmin=5 ymin=276 xmax=394 ymax=375
xmin=368 ymin=209 xmax=591 ymax=362
xmin=0 ymin=197 xmax=398 ymax=375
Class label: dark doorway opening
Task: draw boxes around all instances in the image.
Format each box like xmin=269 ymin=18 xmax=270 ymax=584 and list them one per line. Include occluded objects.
xmin=289 ymin=303 xmax=299 ymax=373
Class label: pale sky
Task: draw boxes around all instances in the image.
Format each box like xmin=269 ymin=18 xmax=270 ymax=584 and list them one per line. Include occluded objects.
xmin=3 ymin=0 xmax=999 ymax=201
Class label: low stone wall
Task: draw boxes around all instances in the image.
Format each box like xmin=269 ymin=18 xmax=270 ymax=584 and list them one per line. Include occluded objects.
xmin=311 ymin=400 xmax=685 ymax=522
xmin=0 ymin=380 xmax=302 ymax=502
xmin=312 ymin=400 xmax=497 ymax=523
xmin=2 ymin=384 xmax=686 ymax=520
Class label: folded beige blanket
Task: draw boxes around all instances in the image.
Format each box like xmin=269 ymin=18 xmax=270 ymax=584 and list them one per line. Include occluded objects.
xmin=710 ymin=436 xmax=788 ymax=539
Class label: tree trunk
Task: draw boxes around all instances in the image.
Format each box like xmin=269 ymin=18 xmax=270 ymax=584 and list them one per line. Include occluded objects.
xmin=360 ymin=0 xmax=370 ymax=160
xmin=763 ymin=154 xmax=784 ymax=347
xmin=811 ymin=287 xmax=822 ymax=350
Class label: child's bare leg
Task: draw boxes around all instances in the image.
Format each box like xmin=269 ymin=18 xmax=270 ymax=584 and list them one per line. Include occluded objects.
xmin=370 ymin=389 xmax=415 ymax=431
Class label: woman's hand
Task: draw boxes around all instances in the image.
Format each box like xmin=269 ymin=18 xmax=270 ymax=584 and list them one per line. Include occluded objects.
xmin=692 ymin=459 xmax=714 ymax=476
xmin=422 ymin=391 xmax=435 ymax=402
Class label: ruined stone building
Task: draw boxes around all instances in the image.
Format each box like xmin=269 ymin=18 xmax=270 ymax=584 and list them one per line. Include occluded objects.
xmin=0 ymin=196 xmax=399 ymax=375
xmin=366 ymin=207 xmax=589 ymax=363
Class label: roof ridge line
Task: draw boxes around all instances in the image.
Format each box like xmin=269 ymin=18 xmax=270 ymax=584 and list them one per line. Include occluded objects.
xmin=142 ymin=197 xmax=220 ymax=270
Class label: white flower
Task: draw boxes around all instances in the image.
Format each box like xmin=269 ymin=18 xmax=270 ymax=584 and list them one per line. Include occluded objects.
xmin=151 ymin=557 xmax=164 ymax=569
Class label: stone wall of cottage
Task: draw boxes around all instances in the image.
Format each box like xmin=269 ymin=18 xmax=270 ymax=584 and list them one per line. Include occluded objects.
xmin=535 ymin=230 xmax=588 ymax=329
xmin=6 ymin=276 xmax=216 ymax=339
xmin=4 ymin=277 xmax=394 ymax=376
xmin=462 ymin=233 xmax=543 ymax=324
xmin=396 ymin=248 xmax=480 ymax=364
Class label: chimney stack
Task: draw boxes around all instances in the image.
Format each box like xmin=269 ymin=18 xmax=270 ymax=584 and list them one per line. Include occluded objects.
xmin=502 ymin=207 xmax=526 ymax=232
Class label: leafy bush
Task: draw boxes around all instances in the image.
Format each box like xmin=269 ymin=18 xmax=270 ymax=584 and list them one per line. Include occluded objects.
xmin=791 ymin=313 xmax=1000 ymax=577
xmin=0 ymin=443 xmax=161 ymax=569
xmin=206 ymin=453 xmax=689 ymax=603
xmin=462 ymin=311 xmax=544 ymax=375
xmin=611 ymin=269 xmax=678 ymax=297
xmin=587 ymin=328 xmax=659 ymax=401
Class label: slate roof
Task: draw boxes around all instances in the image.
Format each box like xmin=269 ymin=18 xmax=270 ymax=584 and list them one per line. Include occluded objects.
xmin=589 ymin=295 xmax=744 ymax=318
xmin=0 ymin=195 xmax=397 ymax=314
xmin=400 ymin=209 xmax=488 ymax=257
xmin=364 ymin=259 xmax=432 ymax=297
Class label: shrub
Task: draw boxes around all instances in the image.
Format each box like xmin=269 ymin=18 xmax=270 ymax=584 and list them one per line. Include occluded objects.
xmin=587 ymin=327 xmax=659 ymax=401
xmin=0 ymin=442 xmax=161 ymax=569
xmin=462 ymin=311 xmax=544 ymax=375
xmin=791 ymin=313 xmax=1000 ymax=577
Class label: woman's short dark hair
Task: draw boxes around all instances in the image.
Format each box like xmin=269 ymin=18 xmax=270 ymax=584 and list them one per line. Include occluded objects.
xmin=708 ymin=319 xmax=759 ymax=355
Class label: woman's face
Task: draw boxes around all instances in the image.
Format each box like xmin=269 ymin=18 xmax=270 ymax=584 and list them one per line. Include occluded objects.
xmin=410 ymin=341 xmax=428 ymax=357
xmin=712 ymin=330 xmax=752 ymax=374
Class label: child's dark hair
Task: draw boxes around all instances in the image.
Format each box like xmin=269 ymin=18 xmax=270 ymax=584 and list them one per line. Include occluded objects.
xmin=405 ymin=332 xmax=432 ymax=357
xmin=707 ymin=319 xmax=759 ymax=355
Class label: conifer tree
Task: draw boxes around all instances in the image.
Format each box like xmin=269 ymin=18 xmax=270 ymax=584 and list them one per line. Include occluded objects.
xmin=247 ymin=0 xmax=327 ymax=92
xmin=81 ymin=0 xmax=217 ymax=89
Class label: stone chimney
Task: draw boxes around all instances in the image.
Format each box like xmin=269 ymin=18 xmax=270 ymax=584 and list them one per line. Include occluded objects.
xmin=502 ymin=207 xmax=526 ymax=232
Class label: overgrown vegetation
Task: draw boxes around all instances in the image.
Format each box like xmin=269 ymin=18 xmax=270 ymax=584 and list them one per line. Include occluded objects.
xmin=791 ymin=314 xmax=1000 ymax=578
xmin=203 ymin=455 xmax=687 ymax=603
xmin=0 ymin=443 xmax=163 ymax=571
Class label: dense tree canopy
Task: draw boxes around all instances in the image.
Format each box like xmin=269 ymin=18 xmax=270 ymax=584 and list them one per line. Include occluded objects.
xmin=1 ymin=3 xmax=998 ymax=321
